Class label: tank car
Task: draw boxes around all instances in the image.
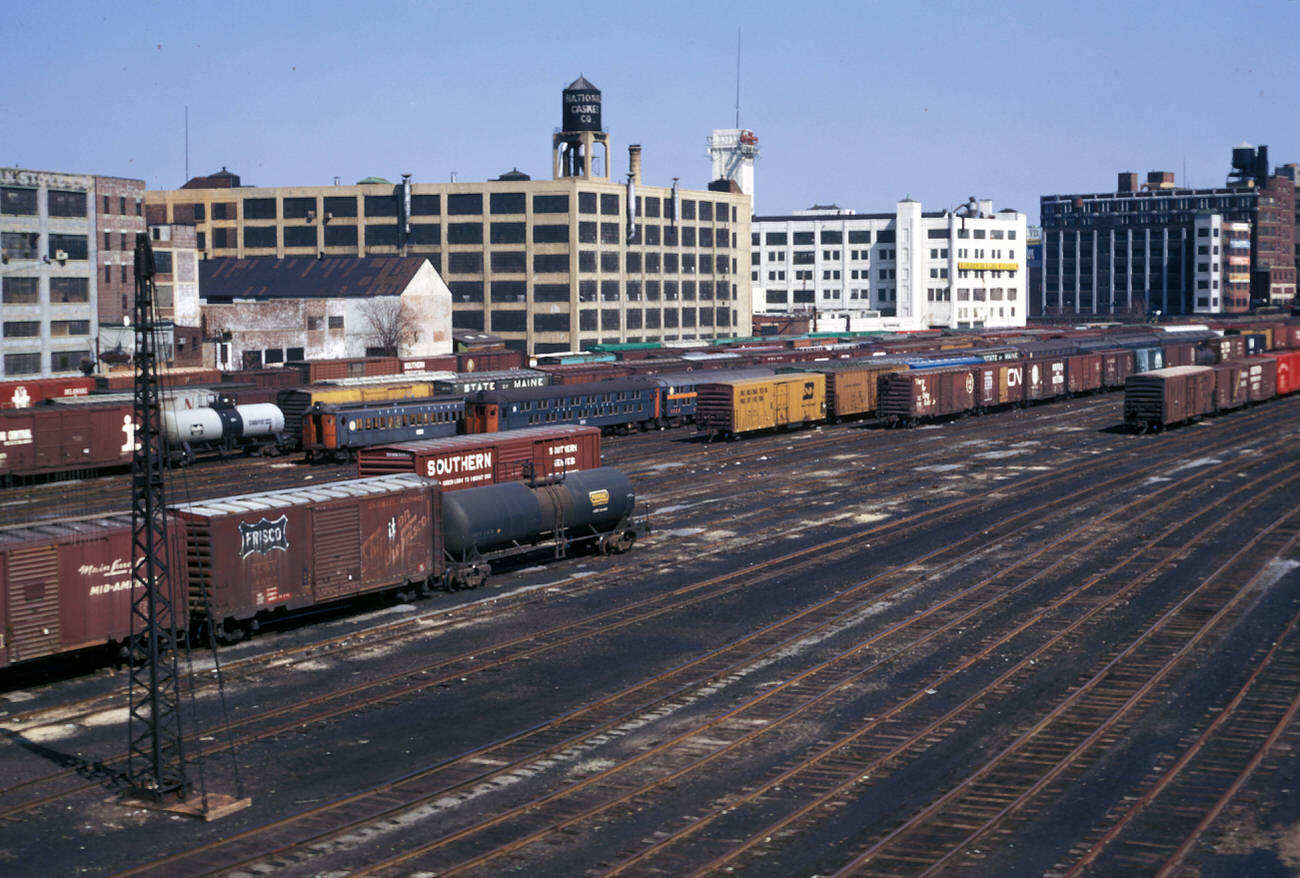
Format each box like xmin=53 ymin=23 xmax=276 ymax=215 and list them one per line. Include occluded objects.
xmin=441 ymin=467 xmax=641 ymax=590
xmin=162 ymin=401 xmax=290 ymax=466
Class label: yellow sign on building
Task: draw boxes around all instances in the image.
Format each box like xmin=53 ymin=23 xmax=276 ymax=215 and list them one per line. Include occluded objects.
xmin=957 ymin=262 xmax=1018 ymax=272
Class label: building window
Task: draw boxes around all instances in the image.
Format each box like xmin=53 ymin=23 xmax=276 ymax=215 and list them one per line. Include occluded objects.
xmin=534 ymin=224 xmax=569 ymax=243
xmin=5 ymin=352 xmax=42 ymax=374
xmin=2 ymin=277 xmax=39 ymax=303
xmin=449 ymin=252 xmax=483 ymax=273
xmin=48 ymin=190 xmax=87 ymax=217
xmin=3 ymin=321 xmax=41 ymax=338
xmin=533 ymin=253 xmax=569 ymax=273
xmin=327 ymin=315 xmax=344 ymax=329
xmin=490 ymin=222 xmax=526 ymax=244
xmin=491 ymin=251 xmax=526 ymax=273
xmin=447 ymin=223 xmax=483 ymax=244
xmin=489 ymin=192 xmax=526 ymax=214
xmin=0 ymin=187 xmax=37 ymax=216
xmin=51 ymin=350 xmax=83 ymax=372
xmin=447 ymin=193 xmax=482 ymax=215
xmin=0 ymin=231 xmax=38 ymax=261
xmin=365 ymin=225 xmax=398 ymax=247
xmin=244 ymin=197 xmax=277 ymax=219
xmin=323 ymin=224 xmax=357 ymax=247
xmin=323 ymin=196 xmax=357 ymax=218
xmin=285 ymin=226 xmax=318 ymax=248
xmin=244 ymin=226 xmax=277 ymax=248
xmin=533 ymin=194 xmax=568 ymax=214
xmin=50 ymin=320 xmax=89 ymax=337
xmin=363 ymin=195 xmax=397 ymax=217
xmin=409 ymin=194 xmax=439 ymax=216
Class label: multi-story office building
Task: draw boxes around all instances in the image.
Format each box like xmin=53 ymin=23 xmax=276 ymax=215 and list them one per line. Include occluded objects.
xmin=1038 ymin=146 xmax=1297 ymax=318
xmin=751 ymin=198 xmax=1028 ymax=330
xmin=145 ymin=78 xmax=751 ymax=355
xmin=1 ymin=168 xmax=142 ymax=378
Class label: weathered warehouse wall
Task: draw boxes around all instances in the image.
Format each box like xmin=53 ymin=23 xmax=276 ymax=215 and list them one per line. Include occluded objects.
xmin=198 ymin=260 xmax=451 ymax=369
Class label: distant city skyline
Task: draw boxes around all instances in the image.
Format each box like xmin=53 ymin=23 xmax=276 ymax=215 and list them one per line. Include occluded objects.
xmin=7 ymin=0 xmax=1299 ymax=224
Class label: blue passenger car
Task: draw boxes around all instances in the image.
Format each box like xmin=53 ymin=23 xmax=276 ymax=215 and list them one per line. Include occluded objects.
xmin=305 ymin=396 xmax=465 ymax=461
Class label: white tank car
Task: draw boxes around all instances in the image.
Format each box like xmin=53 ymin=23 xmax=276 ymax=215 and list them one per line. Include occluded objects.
xmin=163 ymin=403 xmax=288 ymax=465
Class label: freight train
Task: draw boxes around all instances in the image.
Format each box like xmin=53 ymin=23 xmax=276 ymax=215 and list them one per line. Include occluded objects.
xmin=1123 ymin=350 xmax=1300 ymax=432
xmin=0 ymin=467 xmax=644 ymax=666
xmin=4 ymin=323 xmax=1297 ymax=484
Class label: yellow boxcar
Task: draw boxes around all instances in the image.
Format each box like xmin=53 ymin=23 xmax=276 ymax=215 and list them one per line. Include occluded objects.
xmin=696 ymin=373 xmax=826 ymax=437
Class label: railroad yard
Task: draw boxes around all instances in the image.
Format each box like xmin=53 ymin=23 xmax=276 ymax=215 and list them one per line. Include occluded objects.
xmin=2 ymin=391 xmax=1300 ymax=876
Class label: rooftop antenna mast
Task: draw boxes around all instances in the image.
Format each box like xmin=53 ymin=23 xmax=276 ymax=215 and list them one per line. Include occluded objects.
xmin=735 ymin=27 xmax=741 ymax=128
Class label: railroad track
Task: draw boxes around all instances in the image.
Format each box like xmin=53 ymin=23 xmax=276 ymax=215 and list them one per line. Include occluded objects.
xmin=76 ymin=403 xmax=1294 ymax=874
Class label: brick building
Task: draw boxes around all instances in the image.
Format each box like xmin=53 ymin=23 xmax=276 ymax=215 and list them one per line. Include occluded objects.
xmin=145 ymin=77 xmax=751 ymax=356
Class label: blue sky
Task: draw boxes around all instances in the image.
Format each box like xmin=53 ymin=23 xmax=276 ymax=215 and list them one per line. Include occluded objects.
xmin=5 ymin=1 xmax=1298 ymax=224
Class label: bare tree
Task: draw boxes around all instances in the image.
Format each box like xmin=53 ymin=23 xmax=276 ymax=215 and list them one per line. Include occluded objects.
xmin=360 ymin=297 xmax=418 ymax=357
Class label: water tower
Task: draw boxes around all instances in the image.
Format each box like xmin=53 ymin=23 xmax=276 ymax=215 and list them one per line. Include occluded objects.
xmin=553 ymin=76 xmax=610 ymax=180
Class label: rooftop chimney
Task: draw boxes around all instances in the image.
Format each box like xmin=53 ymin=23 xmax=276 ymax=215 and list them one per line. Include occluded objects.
xmin=628 ymin=144 xmax=642 ymax=186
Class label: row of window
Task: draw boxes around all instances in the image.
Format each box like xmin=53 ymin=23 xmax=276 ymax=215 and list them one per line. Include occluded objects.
xmin=755 ymin=229 xmax=888 ymax=246
xmin=2 ymin=319 xmax=91 ymax=337
xmin=449 ymin=279 xmax=735 ymax=303
xmin=1 ymin=232 xmax=90 ymax=261
xmin=4 ymin=350 xmax=84 ymax=374
xmin=199 ymin=221 xmax=737 ymax=252
xmin=448 ymin=307 xmax=734 ymax=334
xmin=2 ymin=276 xmax=90 ymax=304
xmin=173 ymin=193 xmax=736 ymax=223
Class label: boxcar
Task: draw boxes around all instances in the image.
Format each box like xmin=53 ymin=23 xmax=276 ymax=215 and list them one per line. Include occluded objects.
xmin=303 ymin=396 xmax=465 ymax=462
xmin=646 ymin=368 xmax=776 ymax=426
xmin=802 ymin=361 xmax=904 ymax=421
xmin=1023 ymin=357 xmax=1069 ymax=403
xmin=174 ymin=474 xmax=440 ymax=638
xmin=356 ymin=425 xmax=602 ymax=488
xmin=0 ymin=376 xmax=95 ymax=409
xmin=1262 ymin=350 xmax=1300 ymax=395
xmin=695 ymin=373 xmax=827 ymax=438
xmin=1124 ymin=366 xmax=1216 ymax=432
xmin=1066 ymin=352 xmax=1103 ymax=395
xmin=0 ymin=514 xmax=186 ymax=667
xmin=972 ymin=360 xmax=1025 ymax=411
xmin=465 ymin=379 xmax=658 ymax=434
xmin=0 ymin=402 xmax=135 ymax=484
xmin=1237 ymin=356 xmax=1279 ymax=402
xmin=878 ymin=365 xmax=976 ymax=427
xmin=1202 ymin=336 xmax=1246 ymax=363
xmin=458 ymin=349 xmax=523 ymax=373
xmin=1096 ymin=349 xmax=1136 ymax=389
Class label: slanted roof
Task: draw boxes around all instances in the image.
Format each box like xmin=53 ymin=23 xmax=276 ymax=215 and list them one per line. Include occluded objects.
xmin=199 ymin=256 xmax=429 ymax=302
xmin=567 ymin=75 xmax=598 ymax=90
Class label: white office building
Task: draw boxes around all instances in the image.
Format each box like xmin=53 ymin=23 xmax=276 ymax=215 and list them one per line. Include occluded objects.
xmin=751 ymin=198 xmax=1028 ymax=330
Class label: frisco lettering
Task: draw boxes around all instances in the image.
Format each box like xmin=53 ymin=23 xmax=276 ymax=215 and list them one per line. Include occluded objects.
xmin=426 ymin=451 xmax=493 ymax=478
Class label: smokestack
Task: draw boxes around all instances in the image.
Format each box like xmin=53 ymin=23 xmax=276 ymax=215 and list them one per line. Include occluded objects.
xmin=628 ymin=144 xmax=642 ymax=186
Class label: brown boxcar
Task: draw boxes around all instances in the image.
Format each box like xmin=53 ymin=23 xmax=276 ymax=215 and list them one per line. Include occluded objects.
xmin=972 ymin=361 xmax=1025 ymax=411
xmin=458 ymin=349 xmax=523 ymax=373
xmin=1262 ymin=350 xmax=1300 ymax=395
xmin=96 ymin=367 xmax=222 ymax=392
xmin=1097 ymin=349 xmax=1135 ymax=389
xmin=1162 ymin=341 xmax=1199 ymax=368
xmin=221 ymin=368 xmax=305 ymax=389
xmin=175 ymin=474 xmax=440 ymax=633
xmin=1202 ymin=336 xmax=1246 ymax=363
xmin=877 ymin=366 xmax=976 ymax=426
xmin=534 ymin=363 xmax=634 ymax=384
xmin=356 ymin=425 xmax=602 ymax=488
xmin=400 ymin=355 xmax=459 ymax=373
xmin=0 ymin=376 xmax=95 ymax=409
xmin=1211 ymin=362 xmax=1252 ymax=412
xmin=1238 ymin=356 xmax=1278 ymax=402
xmin=1123 ymin=365 xmax=1216 ymax=432
xmin=285 ymin=357 xmax=403 ymax=383
xmin=0 ymin=402 xmax=135 ymax=483
xmin=0 ymin=514 xmax=186 ymax=666
xmin=1023 ymin=357 xmax=1068 ymax=402
xmin=1066 ymin=353 xmax=1103 ymax=395
xmin=695 ymin=373 xmax=827 ymax=437
xmin=806 ymin=362 xmax=905 ymax=421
